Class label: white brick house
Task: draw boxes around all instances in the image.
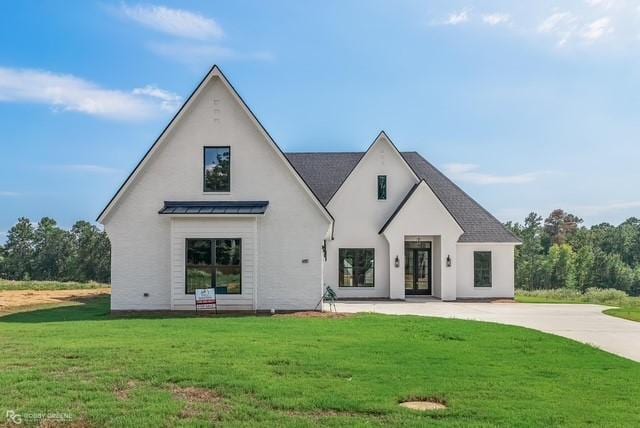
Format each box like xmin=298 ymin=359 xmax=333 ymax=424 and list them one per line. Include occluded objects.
xmin=98 ymin=66 xmax=520 ymax=311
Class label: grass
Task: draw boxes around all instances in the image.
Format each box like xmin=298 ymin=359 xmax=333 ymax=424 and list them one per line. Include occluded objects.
xmin=603 ymin=307 xmax=640 ymax=322
xmin=515 ymin=288 xmax=640 ymax=323
xmin=0 ymin=279 xmax=109 ymax=291
xmin=0 ymin=298 xmax=639 ymax=426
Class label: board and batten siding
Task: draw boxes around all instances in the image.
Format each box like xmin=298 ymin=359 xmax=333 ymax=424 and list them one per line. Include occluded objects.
xmin=171 ymin=217 xmax=257 ymax=310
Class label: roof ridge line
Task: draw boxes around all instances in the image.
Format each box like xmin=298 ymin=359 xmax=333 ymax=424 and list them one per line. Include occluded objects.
xmin=408 ymin=152 xmax=522 ymax=243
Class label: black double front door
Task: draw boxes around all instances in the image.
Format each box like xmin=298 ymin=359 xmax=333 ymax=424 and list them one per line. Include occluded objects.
xmin=405 ymin=243 xmax=432 ymax=295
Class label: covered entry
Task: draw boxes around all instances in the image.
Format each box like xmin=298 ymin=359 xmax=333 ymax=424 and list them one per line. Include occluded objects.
xmin=405 ymin=241 xmax=432 ymax=295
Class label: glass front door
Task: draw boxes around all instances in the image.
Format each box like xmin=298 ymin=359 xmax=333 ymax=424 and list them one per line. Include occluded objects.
xmin=405 ymin=242 xmax=432 ymax=295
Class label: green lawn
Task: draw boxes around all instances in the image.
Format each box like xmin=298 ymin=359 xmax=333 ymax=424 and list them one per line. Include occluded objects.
xmin=1 ymin=298 xmax=639 ymax=427
xmin=0 ymin=279 xmax=109 ymax=291
xmin=604 ymin=307 xmax=640 ymax=322
xmin=515 ymin=289 xmax=640 ymax=323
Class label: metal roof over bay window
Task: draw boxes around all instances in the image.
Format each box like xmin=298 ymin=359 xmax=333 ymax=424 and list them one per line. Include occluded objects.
xmin=158 ymin=201 xmax=269 ymax=215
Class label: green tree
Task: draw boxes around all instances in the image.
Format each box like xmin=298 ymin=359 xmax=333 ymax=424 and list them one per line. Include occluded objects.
xmin=574 ymin=245 xmax=595 ymax=292
xmin=546 ymin=244 xmax=576 ymax=289
xmin=510 ymin=213 xmax=546 ymax=290
xmin=3 ymin=217 xmax=35 ymax=280
xmin=32 ymin=217 xmax=77 ymax=281
xmin=71 ymin=221 xmax=110 ymax=283
xmin=544 ymin=209 xmax=583 ymax=246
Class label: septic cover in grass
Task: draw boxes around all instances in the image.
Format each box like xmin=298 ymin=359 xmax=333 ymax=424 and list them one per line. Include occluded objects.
xmin=399 ymin=400 xmax=447 ymax=411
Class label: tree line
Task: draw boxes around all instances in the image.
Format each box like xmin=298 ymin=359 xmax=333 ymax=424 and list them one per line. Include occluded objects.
xmin=0 ymin=217 xmax=110 ymax=283
xmin=505 ymin=210 xmax=640 ymax=296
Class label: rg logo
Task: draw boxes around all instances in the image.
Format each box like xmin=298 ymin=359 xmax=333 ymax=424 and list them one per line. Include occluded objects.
xmin=5 ymin=410 xmax=22 ymax=424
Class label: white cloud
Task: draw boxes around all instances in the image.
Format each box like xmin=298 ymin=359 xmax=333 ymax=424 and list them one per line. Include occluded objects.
xmin=116 ymin=5 xmax=271 ymax=65
xmin=132 ymin=85 xmax=182 ymax=111
xmin=149 ymin=42 xmax=274 ymax=66
xmin=581 ymin=17 xmax=613 ymax=40
xmin=537 ymin=11 xmax=578 ymax=46
xmin=442 ymin=8 xmax=471 ymax=25
xmin=46 ymin=164 xmax=123 ymax=174
xmin=120 ymin=4 xmax=223 ymax=40
xmin=427 ymin=2 xmax=637 ymax=50
xmin=587 ymin=0 xmax=615 ymax=9
xmin=443 ymin=163 xmax=545 ymax=185
xmin=482 ymin=13 xmax=510 ymax=26
xmin=0 ymin=67 xmax=180 ymax=120
xmin=569 ymin=200 xmax=640 ymax=215
xmin=0 ymin=191 xmax=19 ymax=197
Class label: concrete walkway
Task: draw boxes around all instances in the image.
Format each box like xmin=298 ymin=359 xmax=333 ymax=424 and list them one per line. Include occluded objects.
xmin=332 ymin=299 xmax=640 ymax=362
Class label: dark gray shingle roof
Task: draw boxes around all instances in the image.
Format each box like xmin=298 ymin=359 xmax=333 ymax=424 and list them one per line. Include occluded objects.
xmin=286 ymin=152 xmax=364 ymax=205
xmin=159 ymin=201 xmax=269 ymax=215
xmin=285 ymin=151 xmax=520 ymax=243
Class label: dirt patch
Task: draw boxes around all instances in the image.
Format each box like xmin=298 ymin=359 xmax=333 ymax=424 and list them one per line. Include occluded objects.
xmin=114 ymin=380 xmax=138 ymax=401
xmin=39 ymin=418 xmax=91 ymax=428
xmin=274 ymin=311 xmax=353 ymax=318
xmin=169 ymin=384 xmax=227 ymax=420
xmin=0 ymin=288 xmax=110 ymax=312
xmin=170 ymin=385 xmax=223 ymax=403
xmin=399 ymin=400 xmax=447 ymax=411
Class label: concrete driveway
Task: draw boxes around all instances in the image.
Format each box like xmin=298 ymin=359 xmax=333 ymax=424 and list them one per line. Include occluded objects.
xmin=332 ymin=299 xmax=640 ymax=362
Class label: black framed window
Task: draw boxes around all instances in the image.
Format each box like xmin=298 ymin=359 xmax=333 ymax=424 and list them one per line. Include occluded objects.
xmin=186 ymin=238 xmax=241 ymax=294
xmin=339 ymin=248 xmax=375 ymax=287
xmin=474 ymin=251 xmax=492 ymax=287
xmin=204 ymin=147 xmax=230 ymax=192
xmin=377 ymin=175 xmax=387 ymax=200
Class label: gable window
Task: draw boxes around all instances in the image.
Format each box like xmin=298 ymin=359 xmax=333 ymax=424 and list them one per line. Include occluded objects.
xmin=204 ymin=147 xmax=230 ymax=192
xmin=186 ymin=238 xmax=241 ymax=294
xmin=377 ymin=175 xmax=387 ymax=200
xmin=474 ymin=251 xmax=492 ymax=288
xmin=339 ymin=248 xmax=375 ymax=287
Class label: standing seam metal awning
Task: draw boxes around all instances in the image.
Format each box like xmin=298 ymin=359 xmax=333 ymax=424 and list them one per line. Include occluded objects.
xmin=158 ymin=201 xmax=269 ymax=215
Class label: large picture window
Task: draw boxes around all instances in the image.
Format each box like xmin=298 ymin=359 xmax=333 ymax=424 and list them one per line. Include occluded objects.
xmin=204 ymin=147 xmax=230 ymax=192
xmin=474 ymin=251 xmax=492 ymax=288
xmin=339 ymin=248 xmax=375 ymax=287
xmin=186 ymin=238 xmax=241 ymax=294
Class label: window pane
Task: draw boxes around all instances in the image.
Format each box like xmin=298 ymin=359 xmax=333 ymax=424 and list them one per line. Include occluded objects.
xmin=362 ymin=249 xmax=374 ymax=287
xmin=339 ymin=249 xmax=353 ymax=287
xmin=339 ymin=249 xmax=374 ymax=287
xmin=187 ymin=239 xmax=212 ymax=265
xmin=377 ymin=175 xmax=387 ymax=200
xmin=474 ymin=251 xmax=492 ymax=287
xmin=215 ymin=239 xmax=241 ymax=265
xmin=186 ymin=267 xmax=213 ymax=294
xmin=204 ymin=147 xmax=230 ymax=192
xmin=216 ymin=266 xmax=241 ymax=294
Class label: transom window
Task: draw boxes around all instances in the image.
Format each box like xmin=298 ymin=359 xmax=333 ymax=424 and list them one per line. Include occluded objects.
xmin=186 ymin=239 xmax=241 ymax=294
xmin=339 ymin=248 xmax=375 ymax=287
xmin=204 ymin=147 xmax=230 ymax=192
xmin=377 ymin=175 xmax=387 ymax=200
xmin=474 ymin=251 xmax=492 ymax=288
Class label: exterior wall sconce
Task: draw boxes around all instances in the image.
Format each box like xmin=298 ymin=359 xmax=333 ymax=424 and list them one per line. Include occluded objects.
xmin=446 ymin=255 xmax=452 ymax=267
xmin=394 ymin=255 xmax=400 ymax=268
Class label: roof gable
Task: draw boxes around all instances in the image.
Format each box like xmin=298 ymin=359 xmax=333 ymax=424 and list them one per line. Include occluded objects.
xmin=323 ymin=131 xmax=419 ymax=205
xmin=378 ymin=180 xmax=464 ymax=237
xmin=97 ymin=66 xmax=333 ymax=225
xmin=284 ymin=151 xmax=520 ymax=243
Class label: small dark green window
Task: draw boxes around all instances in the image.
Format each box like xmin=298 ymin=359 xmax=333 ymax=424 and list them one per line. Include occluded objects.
xmin=377 ymin=175 xmax=387 ymax=200
xmin=339 ymin=248 xmax=375 ymax=287
xmin=474 ymin=251 xmax=492 ymax=287
xmin=204 ymin=147 xmax=230 ymax=192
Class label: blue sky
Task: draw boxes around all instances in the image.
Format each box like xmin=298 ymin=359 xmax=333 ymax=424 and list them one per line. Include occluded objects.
xmin=1 ymin=0 xmax=640 ymax=240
